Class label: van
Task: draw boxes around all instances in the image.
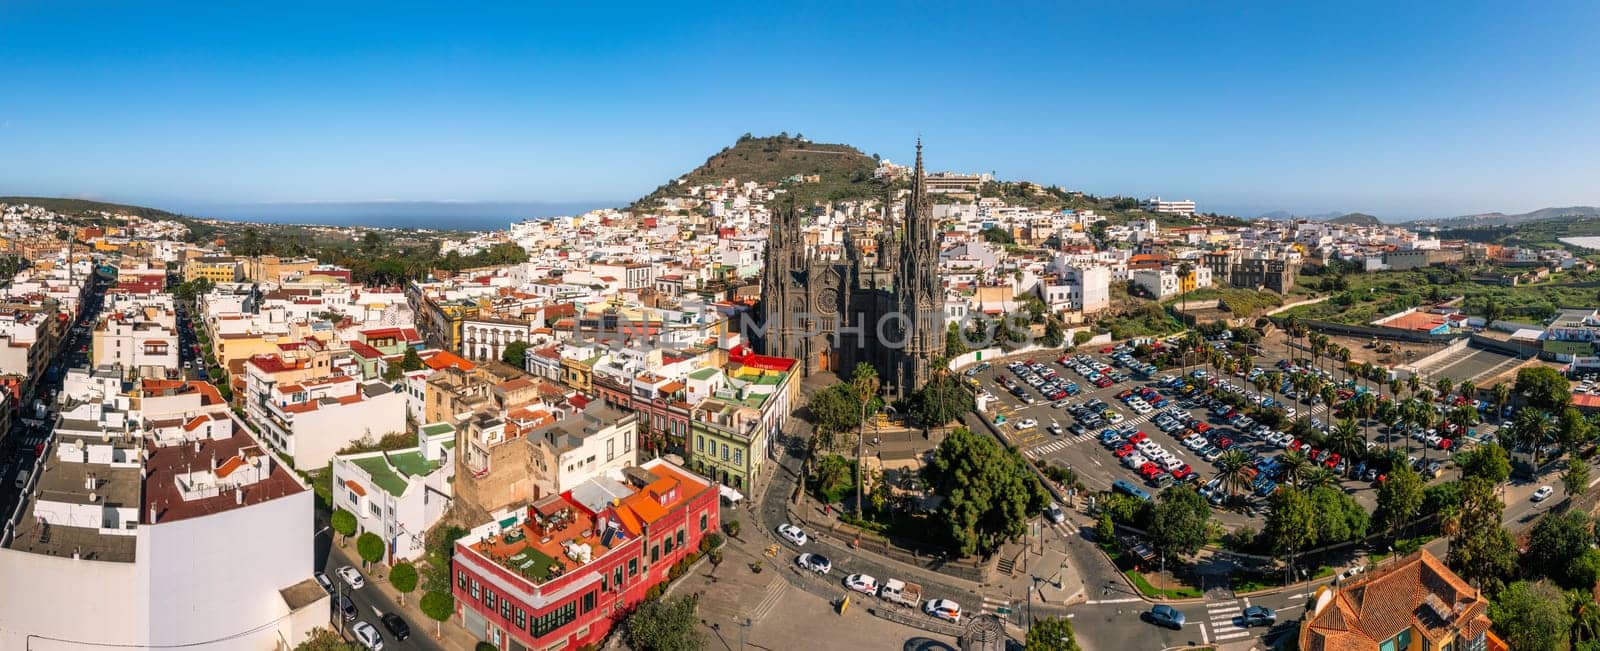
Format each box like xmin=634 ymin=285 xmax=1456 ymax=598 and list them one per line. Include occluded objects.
xmin=1112 ymin=479 xmax=1151 ymax=501
xmin=14 ymin=468 xmax=29 ymax=489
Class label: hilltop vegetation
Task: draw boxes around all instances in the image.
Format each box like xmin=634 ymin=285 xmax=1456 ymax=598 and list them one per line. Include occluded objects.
xmin=1326 ymin=212 xmax=1380 ymax=226
xmin=0 ymin=196 xmax=188 ymax=222
xmin=631 ymin=133 xmax=882 ymax=209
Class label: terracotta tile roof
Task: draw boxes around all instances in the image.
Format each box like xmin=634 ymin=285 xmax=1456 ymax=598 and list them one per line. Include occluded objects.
xmin=1301 ymin=551 xmax=1491 ymax=651
xmin=344 ymin=479 xmax=366 ymax=497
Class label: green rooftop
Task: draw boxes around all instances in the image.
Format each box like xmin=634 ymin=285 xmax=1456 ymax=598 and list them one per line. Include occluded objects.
xmin=688 ymin=368 xmax=720 ymax=381
xmin=420 ymin=422 xmax=455 ymax=437
xmin=505 ymin=546 xmax=560 ymax=582
xmin=352 ymin=450 xmax=442 ymax=497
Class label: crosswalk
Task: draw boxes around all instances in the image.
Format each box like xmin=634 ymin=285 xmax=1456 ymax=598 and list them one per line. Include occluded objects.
xmin=1024 ymin=435 xmax=1094 ymax=460
xmin=977 ymin=595 xmax=1010 ymax=615
xmin=1204 ymin=599 xmax=1256 ymax=644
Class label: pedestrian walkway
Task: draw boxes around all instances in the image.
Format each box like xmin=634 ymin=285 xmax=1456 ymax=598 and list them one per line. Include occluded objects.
xmin=1024 ymin=435 xmax=1094 ymax=459
xmin=978 ymin=595 xmax=1011 ymax=616
xmin=1203 ymin=599 xmax=1255 ymax=644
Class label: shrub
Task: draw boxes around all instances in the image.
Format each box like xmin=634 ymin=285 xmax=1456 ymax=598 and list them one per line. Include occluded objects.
xmin=699 ymin=532 xmax=724 ymax=553
xmin=722 ymin=520 xmax=741 ymax=538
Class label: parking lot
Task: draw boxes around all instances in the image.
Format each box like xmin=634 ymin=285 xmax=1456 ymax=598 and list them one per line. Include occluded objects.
xmin=968 ymin=339 xmax=1484 ymax=530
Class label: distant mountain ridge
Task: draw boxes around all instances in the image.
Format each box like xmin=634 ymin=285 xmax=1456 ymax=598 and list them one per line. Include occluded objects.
xmin=1415 ymin=206 xmax=1600 ymax=227
xmin=0 ymin=196 xmax=187 ymax=221
xmin=1256 ymin=210 xmax=1344 ymax=221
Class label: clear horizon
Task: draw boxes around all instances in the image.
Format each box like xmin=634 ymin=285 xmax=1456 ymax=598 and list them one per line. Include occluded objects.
xmin=3 ymin=2 xmax=1598 ymax=220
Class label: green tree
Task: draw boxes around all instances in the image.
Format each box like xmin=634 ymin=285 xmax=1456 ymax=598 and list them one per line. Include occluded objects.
xmin=1446 ymin=477 xmax=1516 ymax=592
xmin=625 ymin=595 xmax=703 ymax=651
xmin=1042 ymin=319 xmax=1065 ymax=348
xmin=331 ymin=508 xmax=357 ymax=545
xmin=1566 ymin=457 xmax=1592 ymax=499
xmin=1024 ymin=615 xmax=1083 ymax=651
xmin=1517 ymin=366 xmax=1573 ymax=411
xmin=923 ymin=427 xmax=1049 ymax=556
xmin=1526 ymin=511 xmax=1597 ymax=589
xmin=1456 ymin=444 xmax=1511 ymax=484
xmin=1072 ymin=329 xmax=1094 ymax=347
xmin=807 ymin=385 xmax=861 ymax=444
xmin=1309 ymin=485 xmax=1369 ymax=545
xmin=356 ymin=532 xmax=385 ymax=568
xmin=1264 ymin=487 xmax=1318 ymax=573
xmin=945 ymin=322 xmax=970 ymax=359
xmin=294 ymin=627 xmax=354 ymax=650
xmin=400 ymin=347 xmax=424 ymax=372
xmin=500 ymin=340 xmax=532 ymax=368
xmin=1094 ymin=512 xmax=1118 ymax=550
xmin=419 ymin=591 xmax=455 ymax=638
xmin=389 ymin=561 xmax=418 ymax=605
xmin=1216 ymin=449 xmax=1255 ymax=499
xmin=907 ymin=374 xmax=974 ymax=429
xmin=1490 ymin=580 xmax=1573 ymax=651
xmin=1149 ymin=486 xmax=1211 ymax=561
xmin=1374 ymin=465 xmax=1424 ymax=537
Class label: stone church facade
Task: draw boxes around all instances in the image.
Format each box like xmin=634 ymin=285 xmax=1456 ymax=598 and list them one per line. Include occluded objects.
xmin=755 ymin=142 xmax=945 ymax=398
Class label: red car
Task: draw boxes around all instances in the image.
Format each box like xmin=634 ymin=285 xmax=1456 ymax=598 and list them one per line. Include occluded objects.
xmin=1095 ymin=378 xmax=1113 ymax=388
xmin=1114 ymin=444 xmax=1135 ymax=458
xmin=1194 ymin=423 xmax=1211 ymax=434
xmin=1138 ymin=462 xmax=1163 ymax=479
xmin=1116 ymin=390 xmax=1134 ymax=400
xmin=1216 ymin=437 xmax=1233 ymax=449
xmin=1171 ymin=464 xmax=1193 ymax=480
xmin=1101 ymin=347 xmax=1114 ymax=354
xmin=1324 ymin=453 xmax=1341 ymax=469
xmin=1438 ymin=438 xmax=1453 ymax=450
xmin=1128 ymin=432 xmax=1148 ymax=445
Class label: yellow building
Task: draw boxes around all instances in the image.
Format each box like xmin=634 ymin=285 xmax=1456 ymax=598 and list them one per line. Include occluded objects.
xmin=184 ymin=256 xmax=242 ymax=283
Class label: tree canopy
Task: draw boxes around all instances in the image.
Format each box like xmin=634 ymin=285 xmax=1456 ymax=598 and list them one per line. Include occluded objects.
xmin=356 ymin=532 xmax=385 ymax=566
xmin=1374 ymin=465 xmax=1424 ymax=536
xmin=906 ymin=374 xmax=974 ymax=429
xmin=923 ymin=426 xmax=1049 ymax=556
xmin=625 ymin=596 xmax=703 ymax=651
xmin=1446 ymin=477 xmax=1516 ymax=593
xmin=1024 ymin=616 xmax=1083 ymax=651
xmin=1456 ymin=444 xmax=1511 ymax=484
xmin=1526 ymin=511 xmax=1600 ymax=590
xmin=1517 ymin=366 xmax=1572 ymax=412
xmin=1148 ymin=486 xmax=1211 ymax=560
xmin=1490 ymin=580 xmax=1572 ymax=651
xmin=501 ymin=340 xmax=532 ymax=368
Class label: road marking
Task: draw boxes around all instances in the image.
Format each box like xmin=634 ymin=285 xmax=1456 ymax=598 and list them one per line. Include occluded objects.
xmin=1206 ymin=601 xmax=1241 ymax=612
xmin=1084 ymin=597 xmax=1142 ymax=604
xmin=1199 ymin=622 xmax=1210 ymax=645
xmin=1214 ymin=629 xmax=1253 ymax=641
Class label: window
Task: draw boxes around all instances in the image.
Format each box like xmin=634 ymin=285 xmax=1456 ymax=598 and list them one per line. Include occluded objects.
xmin=531 ymin=601 xmax=576 ymax=638
xmin=368 ymin=501 xmax=380 ymax=517
xmin=470 ymin=580 xmax=480 ymax=600
xmin=721 ymin=443 xmax=729 ymax=461
xmin=515 ymin=607 xmax=526 ymax=630
xmin=606 ymin=438 xmax=614 ymax=461
xmin=582 ymin=591 xmax=596 ymax=614
xmin=485 ymin=589 xmax=495 ymax=608
xmin=663 ymin=537 xmax=673 ymax=554
xmin=696 ymin=436 xmax=703 ymax=452
xmin=700 ymin=512 xmax=708 ymax=531
xmin=651 ymin=544 xmax=660 ymax=563
xmin=733 ymin=449 xmax=742 ymax=465
xmin=628 ymin=559 xmax=638 ymax=577
xmin=501 ymin=598 xmax=511 ymax=619
xmin=624 ymin=431 xmax=632 ymax=452
xmin=614 ymin=566 xmax=624 ymax=590
xmin=677 ymin=530 xmax=685 ymax=549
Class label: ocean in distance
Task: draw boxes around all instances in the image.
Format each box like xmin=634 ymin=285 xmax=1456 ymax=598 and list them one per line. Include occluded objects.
xmin=1561 ymin=237 xmax=1600 ymax=251
xmin=167 ymin=199 xmax=619 ymax=232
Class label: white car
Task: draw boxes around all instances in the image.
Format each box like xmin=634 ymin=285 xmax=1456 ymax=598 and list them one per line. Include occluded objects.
xmin=1016 ymin=418 xmax=1039 ymax=430
xmin=352 ymin=621 xmax=383 ymax=650
xmin=844 ymin=573 xmax=879 ymax=595
xmin=777 ymin=524 xmax=808 ymax=546
xmin=337 ymin=565 xmax=365 ymax=590
xmin=1532 ymin=485 xmax=1555 ymax=502
xmin=924 ymin=598 xmax=963 ymax=623
xmin=1123 ymin=454 xmax=1147 ymax=470
xmin=314 ymin=572 xmax=335 ymax=595
xmin=1338 ymin=566 xmax=1365 ymax=582
xmin=796 ymin=553 xmax=832 ymax=574
xmin=1162 ymin=456 xmax=1184 ymax=472
xmin=1105 ymin=411 xmax=1125 ymax=424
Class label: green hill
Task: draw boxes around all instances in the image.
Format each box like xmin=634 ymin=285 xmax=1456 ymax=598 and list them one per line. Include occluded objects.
xmin=630 ymin=134 xmax=882 ymax=210
xmin=1325 ymin=212 xmax=1381 ymax=226
xmin=0 ymin=196 xmax=188 ymax=221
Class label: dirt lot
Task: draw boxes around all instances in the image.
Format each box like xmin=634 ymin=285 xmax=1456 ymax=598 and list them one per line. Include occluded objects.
xmin=1270 ymin=331 xmax=1447 ymax=369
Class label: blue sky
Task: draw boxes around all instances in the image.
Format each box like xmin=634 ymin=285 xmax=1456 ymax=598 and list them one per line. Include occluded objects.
xmin=2 ymin=1 xmax=1597 ymax=221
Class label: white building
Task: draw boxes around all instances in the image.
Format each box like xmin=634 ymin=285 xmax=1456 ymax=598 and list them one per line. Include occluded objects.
xmin=1132 ymin=268 xmax=1180 ymax=299
xmin=1140 ymin=197 xmax=1197 ymax=216
xmin=246 ymin=374 xmax=408 ymax=470
xmin=0 ymin=380 xmax=322 ymax=651
xmin=1061 ymin=264 xmax=1111 ymax=314
xmin=330 ymin=424 xmax=455 ymax=562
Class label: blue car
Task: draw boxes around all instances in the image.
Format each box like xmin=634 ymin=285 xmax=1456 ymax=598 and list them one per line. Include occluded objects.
xmin=1112 ymin=479 xmax=1152 ymax=502
xmin=1144 ymin=604 xmax=1186 ymax=629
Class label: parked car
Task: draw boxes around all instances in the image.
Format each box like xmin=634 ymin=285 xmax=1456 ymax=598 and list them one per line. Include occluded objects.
xmin=1532 ymin=485 xmax=1555 ymax=502
xmin=380 ymin=613 xmax=411 ymax=641
xmin=844 ymin=574 xmax=880 ymax=595
xmin=1045 ymin=503 xmax=1066 ymax=524
xmin=924 ymin=598 xmax=963 ymax=623
xmin=797 ymin=553 xmax=832 ymax=574
xmin=337 ymin=565 xmax=365 ymax=590
xmin=314 ymin=572 xmax=335 ymax=595
xmin=777 ymin=524 xmax=808 ymax=545
xmin=352 ymin=621 xmax=383 ymax=650
xmin=1143 ymin=604 xmax=1186 ymax=629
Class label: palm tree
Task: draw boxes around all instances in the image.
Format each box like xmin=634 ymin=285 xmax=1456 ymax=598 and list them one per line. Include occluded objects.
xmin=1217 ymin=449 xmax=1255 ymax=499
xmin=1331 ymin=417 xmax=1363 ymax=459
xmin=1280 ymin=450 xmax=1313 ymax=488
xmin=849 ymin=363 xmax=879 ymax=516
xmin=1459 ymin=380 xmax=1475 ymax=405
xmin=1177 ymin=262 xmax=1194 ymax=313
xmin=1338 ymin=347 xmax=1352 ymax=385
xmin=1510 ymin=408 xmax=1551 ymax=465
xmin=1358 ymin=391 xmax=1379 ymax=445
xmin=1407 ymin=375 xmax=1421 ymax=402
xmin=1492 ymin=382 xmax=1512 ymax=423
xmin=1436 ymin=377 xmax=1454 ymax=402
xmin=1319 ymin=385 xmax=1338 ymax=417
xmin=1389 ymin=378 xmax=1403 ymax=402
xmin=1302 ymin=466 xmax=1340 ymax=490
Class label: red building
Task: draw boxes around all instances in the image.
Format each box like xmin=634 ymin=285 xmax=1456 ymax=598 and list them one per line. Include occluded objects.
xmin=452 ymin=459 xmax=720 ymax=650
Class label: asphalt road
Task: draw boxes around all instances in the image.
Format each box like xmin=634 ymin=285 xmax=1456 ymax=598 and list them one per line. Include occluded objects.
xmin=315 ymin=511 xmax=444 ymax=651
